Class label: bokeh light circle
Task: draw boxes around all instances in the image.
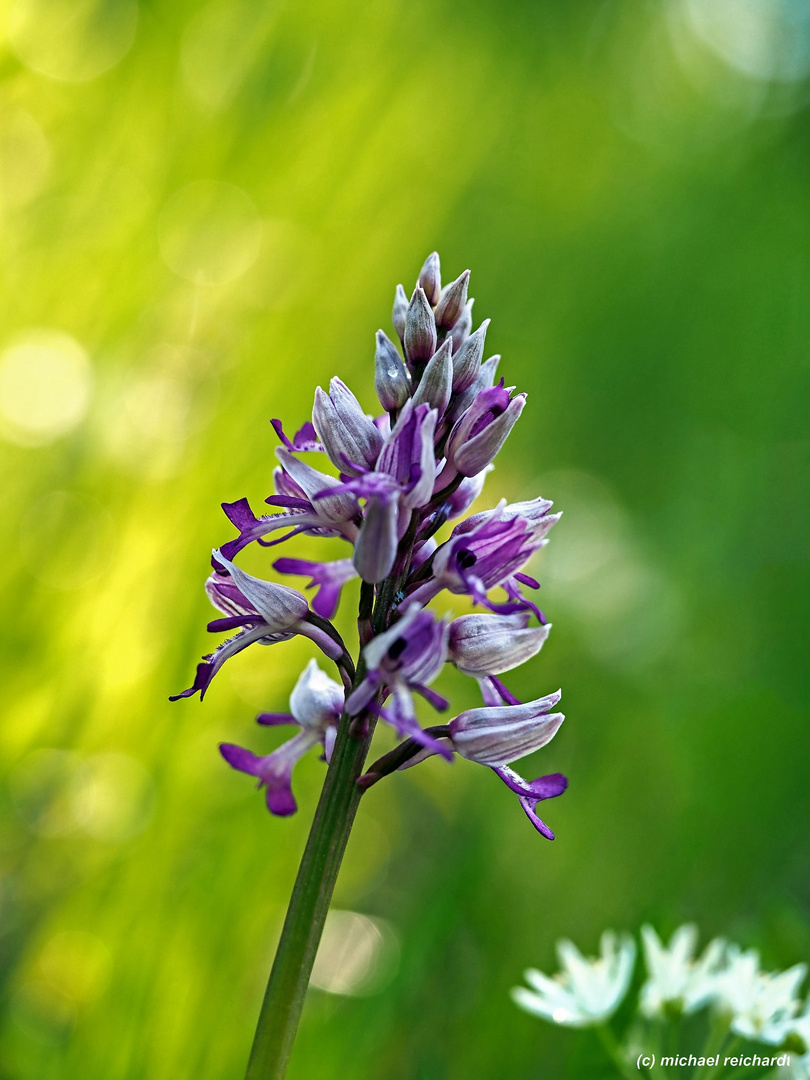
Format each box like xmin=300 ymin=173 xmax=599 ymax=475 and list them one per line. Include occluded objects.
xmin=8 ymin=0 xmax=139 ymax=84
xmin=0 ymin=329 xmax=91 ymax=446
xmin=157 ymin=180 xmax=263 ymax=285
xmin=682 ymin=0 xmax=810 ymax=83
xmin=0 ymin=107 xmax=50 ymax=209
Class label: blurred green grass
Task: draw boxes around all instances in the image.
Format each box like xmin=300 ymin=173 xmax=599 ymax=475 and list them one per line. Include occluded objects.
xmin=1 ymin=1 xmax=809 ymax=1077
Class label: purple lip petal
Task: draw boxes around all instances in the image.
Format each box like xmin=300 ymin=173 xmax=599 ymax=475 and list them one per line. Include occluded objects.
xmin=271 ymin=418 xmax=323 ymax=453
xmin=273 ymin=556 xmax=357 ymax=621
xmin=271 ymin=418 xmax=295 ymax=450
xmin=171 ymin=623 xmax=279 ymax=701
xmin=206 ymin=615 xmax=260 ymax=632
xmin=379 ymin=700 xmax=454 ymax=761
xmin=412 ymin=684 xmax=450 ymax=711
xmin=489 ymin=676 xmax=522 ymax=706
xmin=220 ymin=743 xmax=264 ymax=776
xmin=264 ymin=495 xmax=312 ymax=509
xmin=256 ymin=712 xmax=297 ymax=727
xmin=493 ymin=766 xmax=567 ymax=800
xmin=514 ymin=572 xmax=540 ymax=589
xmin=222 ymin=497 xmax=259 ymax=531
xmin=292 ymin=421 xmax=322 ymax=451
xmin=519 ymin=797 xmax=556 ymax=839
xmin=266 ymin=784 xmax=297 ymax=816
xmin=169 ymin=662 xmax=212 ymax=701
xmin=528 ymin=772 xmax=568 ymax=799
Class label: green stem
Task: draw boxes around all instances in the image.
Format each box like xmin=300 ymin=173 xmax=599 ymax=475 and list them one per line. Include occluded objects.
xmin=597 ymin=1024 xmax=644 ymax=1080
xmin=693 ymin=1013 xmax=733 ymax=1080
xmin=245 ymin=519 xmax=421 ymax=1077
xmin=243 ymin=709 xmax=376 ymax=1079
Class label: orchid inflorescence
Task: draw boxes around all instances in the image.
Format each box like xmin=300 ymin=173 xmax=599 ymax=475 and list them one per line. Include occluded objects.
xmin=513 ymin=924 xmax=810 ymax=1076
xmin=172 ymin=252 xmax=567 ymax=837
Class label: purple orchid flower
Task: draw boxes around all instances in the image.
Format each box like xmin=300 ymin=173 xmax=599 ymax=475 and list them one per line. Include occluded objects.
xmin=345 ymin=603 xmax=452 ymax=756
xmin=170 ymin=554 xmax=345 ymax=701
xmin=174 ymin=252 xmax=572 ymax=839
xmin=406 ymin=502 xmax=543 ymax=610
xmin=220 ymin=660 xmax=344 ymax=815
xmin=218 ymin=445 xmax=361 ymax=562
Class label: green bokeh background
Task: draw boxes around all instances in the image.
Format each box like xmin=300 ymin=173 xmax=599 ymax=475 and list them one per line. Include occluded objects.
xmin=1 ymin=1 xmax=809 ymax=1077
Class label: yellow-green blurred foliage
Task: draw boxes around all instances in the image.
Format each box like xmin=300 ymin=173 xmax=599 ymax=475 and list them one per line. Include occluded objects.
xmin=1 ymin=1 xmax=809 ymax=1077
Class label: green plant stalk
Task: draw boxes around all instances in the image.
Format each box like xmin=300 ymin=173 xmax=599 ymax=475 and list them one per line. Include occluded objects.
xmin=244 ymin=708 xmax=376 ymax=1080
xmin=245 ymin=523 xmax=418 ymax=1078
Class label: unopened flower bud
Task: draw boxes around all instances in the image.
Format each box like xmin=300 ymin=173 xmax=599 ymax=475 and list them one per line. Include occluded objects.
xmin=435 ymin=270 xmax=470 ymax=331
xmin=312 ymin=377 xmax=383 ymax=476
xmin=418 ymin=252 xmax=442 ymax=306
xmin=448 ymin=691 xmax=563 ymax=768
xmin=447 ymin=382 xmax=526 ymax=476
xmin=450 ymin=298 xmax=474 ymax=351
xmin=445 ymin=353 xmax=500 ymax=426
xmin=451 ymin=318 xmax=490 ymax=392
xmin=404 ymin=286 xmax=437 ymax=367
xmin=449 ymin=612 xmax=550 ymax=676
xmin=411 ymin=338 xmax=452 ymax=415
xmin=374 ymin=330 xmax=410 ymax=411
xmin=392 ymin=284 xmax=408 ymax=342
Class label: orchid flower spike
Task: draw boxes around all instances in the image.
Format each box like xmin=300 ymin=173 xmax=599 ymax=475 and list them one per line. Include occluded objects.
xmin=173 ymin=252 xmax=569 ymax=832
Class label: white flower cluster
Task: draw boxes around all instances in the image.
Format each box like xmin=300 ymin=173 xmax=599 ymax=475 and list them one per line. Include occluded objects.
xmin=512 ymin=924 xmax=810 ymax=1075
